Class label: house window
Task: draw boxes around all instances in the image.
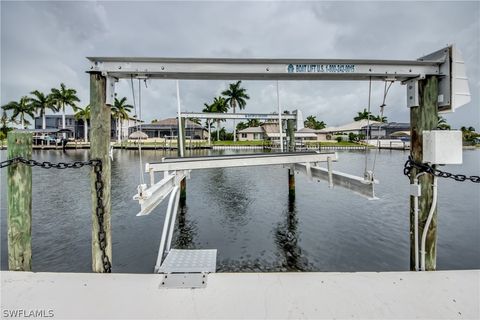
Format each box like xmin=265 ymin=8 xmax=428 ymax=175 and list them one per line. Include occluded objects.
xmin=241 ymin=133 xmax=247 ymax=138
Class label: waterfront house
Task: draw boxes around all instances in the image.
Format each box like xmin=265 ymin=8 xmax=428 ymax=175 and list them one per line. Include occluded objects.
xmin=237 ymin=127 xmax=265 ymax=141
xmin=128 ymin=118 xmax=207 ymax=139
xmin=35 ymin=115 xmax=142 ymax=141
xmin=236 ymin=122 xmax=328 ymax=142
xmin=34 ymin=115 xmax=79 ymax=139
xmin=360 ymin=122 xmax=410 ymax=139
xmin=321 ymin=119 xmax=383 ymax=136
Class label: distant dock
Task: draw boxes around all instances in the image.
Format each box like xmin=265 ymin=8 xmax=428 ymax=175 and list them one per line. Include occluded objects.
xmin=1 ymin=270 xmax=478 ymax=319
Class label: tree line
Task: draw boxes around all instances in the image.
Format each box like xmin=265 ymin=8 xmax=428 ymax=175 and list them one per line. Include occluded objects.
xmin=1 ymin=83 xmax=134 ymax=142
xmin=2 ymin=82 xmax=477 ymax=145
xmin=201 ymin=80 xmax=250 ymax=141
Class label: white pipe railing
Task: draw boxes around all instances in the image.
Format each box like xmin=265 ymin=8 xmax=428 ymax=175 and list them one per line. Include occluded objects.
xmin=166 ymin=191 xmax=181 ymax=254
xmin=154 ymin=186 xmax=180 ymax=273
xmin=421 ymin=176 xmax=438 ymax=271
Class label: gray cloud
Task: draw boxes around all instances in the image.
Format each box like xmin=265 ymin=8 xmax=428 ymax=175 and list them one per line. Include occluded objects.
xmin=1 ymin=1 xmax=479 ymax=129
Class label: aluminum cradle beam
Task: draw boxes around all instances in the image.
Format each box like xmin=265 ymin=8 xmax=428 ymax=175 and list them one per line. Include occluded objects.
xmin=133 ymin=170 xmax=187 ymax=216
xmin=145 ymin=152 xmax=338 ymax=172
xmin=180 ymin=112 xmax=297 ymax=120
xmin=294 ymin=163 xmax=378 ymax=199
xmin=87 ymin=56 xmax=441 ymax=81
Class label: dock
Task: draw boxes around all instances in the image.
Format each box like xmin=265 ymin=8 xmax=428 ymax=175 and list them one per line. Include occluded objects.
xmin=1 ymin=270 xmax=478 ymax=319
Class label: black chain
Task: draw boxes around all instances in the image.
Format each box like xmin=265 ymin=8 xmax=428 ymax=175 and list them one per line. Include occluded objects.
xmin=404 ymin=156 xmax=480 ymax=183
xmin=0 ymin=157 xmax=112 ymax=272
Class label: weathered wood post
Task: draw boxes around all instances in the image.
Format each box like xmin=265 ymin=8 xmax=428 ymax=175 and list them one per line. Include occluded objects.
xmin=287 ymin=119 xmax=296 ymax=200
xmin=178 ymin=117 xmax=187 ymax=205
xmin=7 ymin=131 xmax=32 ymax=271
xmin=90 ymin=72 xmax=112 ymax=272
xmin=409 ymin=76 xmax=438 ymax=271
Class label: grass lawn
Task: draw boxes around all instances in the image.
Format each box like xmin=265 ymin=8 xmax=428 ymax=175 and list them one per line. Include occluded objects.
xmin=212 ymin=140 xmax=266 ymax=146
xmin=213 ymin=140 xmax=363 ymax=147
xmin=304 ymin=141 xmax=364 ymax=147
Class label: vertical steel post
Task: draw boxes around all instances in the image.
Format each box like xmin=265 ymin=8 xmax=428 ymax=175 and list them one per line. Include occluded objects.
xmin=90 ymin=72 xmax=112 ymax=272
xmin=409 ymin=76 xmax=439 ymax=271
xmin=276 ymin=81 xmax=284 ymax=152
xmin=7 ymin=131 xmax=32 ymax=271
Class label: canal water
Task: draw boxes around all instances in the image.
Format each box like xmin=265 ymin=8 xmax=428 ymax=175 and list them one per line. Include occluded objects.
xmin=1 ymin=149 xmax=479 ymax=273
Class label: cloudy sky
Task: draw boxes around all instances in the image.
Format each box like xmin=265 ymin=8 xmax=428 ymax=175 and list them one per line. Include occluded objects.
xmin=1 ymin=1 xmax=479 ymax=129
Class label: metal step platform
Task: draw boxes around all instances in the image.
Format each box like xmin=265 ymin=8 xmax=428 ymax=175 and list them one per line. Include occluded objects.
xmin=158 ymin=249 xmax=217 ymax=273
xmin=158 ymin=249 xmax=217 ymax=289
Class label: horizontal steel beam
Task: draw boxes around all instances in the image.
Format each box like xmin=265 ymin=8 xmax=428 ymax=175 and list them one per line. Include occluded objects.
xmin=87 ymin=56 xmax=442 ymax=81
xmin=181 ymin=112 xmax=296 ymax=120
xmin=146 ymin=152 xmax=337 ymax=172
xmin=294 ymin=163 xmax=378 ymax=199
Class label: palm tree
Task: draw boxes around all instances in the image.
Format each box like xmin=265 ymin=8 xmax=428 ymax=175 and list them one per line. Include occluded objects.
xmin=354 ymin=108 xmax=373 ymax=121
xmin=0 ymin=109 xmax=12 ymax=140
xmin=202 ymin=102 xmax=216 ymax=144
xmin=30 ymin=90 xmax=58 ymax=130
xmin=222 ymin=80 xmax=250 ymax=142
xmin=2 ymin=96 xmax=35 ymax=129
xmin=75 ymin=105 xmax=91 ymax=142
xmin=236 ymin=121 xmax=248 ymax=131
xmin=112 ymin=97 xmax=133 ymax=143
xmin=211 ymin=96 xmax=229 ymax=141
xmin=460 ymin=126 xmax=477 ymax=142
xmin=437 ymin=116 xmax=451 ymax=130
xmin=304 ymin=115 xmax=326 ymax=130
xmin=188 ymin=117 xmax=201 ymax=125
xmin=247 ymin=119 xmax=262 ymax=127
xmin=50 ymin=83 xmax=80 ymax=138
xmin=374 ymin=115 xmax=388 ymax=123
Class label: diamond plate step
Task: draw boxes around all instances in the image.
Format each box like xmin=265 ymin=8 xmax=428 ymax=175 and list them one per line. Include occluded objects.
xmin=158 ymin=249 xmax=217 ymax=273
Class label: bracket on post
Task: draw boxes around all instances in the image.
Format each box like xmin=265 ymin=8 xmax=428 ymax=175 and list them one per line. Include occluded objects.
xmin=405 ymin=75 xmax=425 ymax=108
xmin=105 ymin=76 xmax=118 ymax=106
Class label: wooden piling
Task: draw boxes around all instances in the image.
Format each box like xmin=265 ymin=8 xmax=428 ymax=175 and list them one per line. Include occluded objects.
xmin=287 ymin=119 xmax=296 ymax=200
xmin=178 ymin=117 xmax=187 ymax=205
xmin=7 ymin=131 xmax=32 ymax=271
xmin=89 ymin=72 xmax=112 ymax=272
xmin=409 ymin=76 xmax=439 ymax=271
xmin=287 ymin=119 xmax=295 ymax=152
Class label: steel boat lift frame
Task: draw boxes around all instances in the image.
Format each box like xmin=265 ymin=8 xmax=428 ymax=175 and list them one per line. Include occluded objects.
xmin=87 ymin=45 xmax=470 ymax=284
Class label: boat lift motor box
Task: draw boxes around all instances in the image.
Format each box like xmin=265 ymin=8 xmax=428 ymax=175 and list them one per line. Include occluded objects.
xmin=422 ymin=130 xmax=462 ymax=165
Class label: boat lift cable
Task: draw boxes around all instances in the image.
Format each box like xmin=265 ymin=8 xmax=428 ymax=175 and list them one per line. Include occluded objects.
xmin=364 ymin=77 xmax=372 ymax=179
xmin=138 ymin=79 xmax=145 ymax=185
xmin=130 ymin=76 xmax=145 ymax=185
xmin=176 ymin=80 xmax=184 ymax=157
xmin=371 ymin=80 xmax=394 ymax=173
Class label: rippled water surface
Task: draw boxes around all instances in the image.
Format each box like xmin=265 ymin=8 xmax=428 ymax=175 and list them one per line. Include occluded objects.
xmin=1 ymin=148 xmax=479 ymax=273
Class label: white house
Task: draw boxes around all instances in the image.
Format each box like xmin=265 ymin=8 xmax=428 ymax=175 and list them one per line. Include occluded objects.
xmin=238 ymin=127 xmax=265 ymax=141
xmin=236 ymin=123 xmax=329 ymax=142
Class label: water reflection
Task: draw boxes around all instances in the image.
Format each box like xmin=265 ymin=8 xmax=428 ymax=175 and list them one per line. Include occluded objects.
xmin=274 ymin=198 xmax=309 ymax=271
xmin=172 ymin=204 xmax=197 ymax=249
xmin=1 ymin=149 xmax=478 ymax=273
xmin=206 ymin=168 xmax=252 ymax=228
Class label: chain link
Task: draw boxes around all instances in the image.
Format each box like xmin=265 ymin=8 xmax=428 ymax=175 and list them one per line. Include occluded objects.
xmin=404 ymin=156 xmax=480 ymax=183
xmin=0 ymin=156 xmax=112 ymax=272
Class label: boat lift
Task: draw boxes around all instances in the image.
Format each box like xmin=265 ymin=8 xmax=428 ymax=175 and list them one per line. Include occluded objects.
xmin=133 ymin=151 xmax=378 ymax=286
xmin=86 ymin=44 xmax=470 ymax=277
